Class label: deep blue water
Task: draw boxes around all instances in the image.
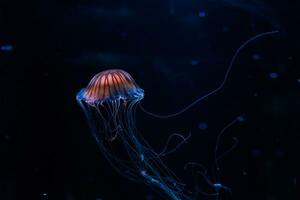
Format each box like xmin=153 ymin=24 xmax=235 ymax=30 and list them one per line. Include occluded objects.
xmin=0 ymin=0 xmax=299 ymax=199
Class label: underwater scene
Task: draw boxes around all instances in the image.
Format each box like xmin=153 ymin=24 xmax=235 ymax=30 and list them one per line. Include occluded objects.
xmin=0 ymin=0 xmax=299 ymax=199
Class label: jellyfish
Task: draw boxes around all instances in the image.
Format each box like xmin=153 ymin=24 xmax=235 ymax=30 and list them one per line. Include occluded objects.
xmin=76 ymin=69 xmax=190 ymax=200
xmin=76 ymin=31 xmax=279 ymax=200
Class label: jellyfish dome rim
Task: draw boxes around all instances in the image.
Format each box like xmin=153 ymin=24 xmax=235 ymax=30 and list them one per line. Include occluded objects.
xmin=76 ymin=69 xmax=144 ymax=104
xmin=76 ymin=88 xmax=144 ymax=104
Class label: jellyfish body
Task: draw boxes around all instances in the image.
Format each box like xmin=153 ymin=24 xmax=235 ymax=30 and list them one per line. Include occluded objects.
xmin=77 ymin=69 xmax=189 ymax=200
xmin=78 ymin=69 xmax=144 ymax=104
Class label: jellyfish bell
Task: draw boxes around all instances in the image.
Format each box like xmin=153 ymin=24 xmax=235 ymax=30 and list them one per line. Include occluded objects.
xmin=76 ymin=69 xmax=144 ymax=105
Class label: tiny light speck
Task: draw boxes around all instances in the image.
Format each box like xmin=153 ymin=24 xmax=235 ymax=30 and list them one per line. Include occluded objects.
xmin=190 ymin=60 xmax=199 ymax=66
xmin=198 ymin=122 xmax=208 ymax=130
xmin=41 ymin=192 xmax=48 ymax=199
xmin=269 ymin=72 xmax=279 ymax=79
xmin=198 ymin=11 xmax=206 ymax=17
xmin=0 ymin=44 xmax=14 ymax=52
xmin=213 ymin=183 xmax=222 ymax=189
xmin=237 ymin=115 xmax=245 ymax=122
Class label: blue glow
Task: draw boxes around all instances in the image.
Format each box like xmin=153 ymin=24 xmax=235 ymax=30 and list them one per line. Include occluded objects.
xmin=269 ymin=72 xmax=279 ymax=79
xmin=76 ymin=87 xmax=144 ymax=104
xmin=198 ymin=122 xmax=208 ymax=130
xmin=76 ymin=89 xmax=86 ymax=101
xmin=213 ymin=183 xmax=222 ymax=189
xmin=190 ymin=59 xmax=199 ymax=66
xmin=0 ymin=44 xmax=14 ymax=52
xmin=140 ymin=170 xmax=146 ymax=176
xmin=41 ymin=192 xmax=48 ymax=199
xmin=198 ymin=11 xmax=206 ymax=17
xmin=237 ymin=115 xmax=245 ymax=122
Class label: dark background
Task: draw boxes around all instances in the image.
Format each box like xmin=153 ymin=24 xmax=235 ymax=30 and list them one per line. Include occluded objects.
xmin=0 ymin=0 xmax=299 ymax=199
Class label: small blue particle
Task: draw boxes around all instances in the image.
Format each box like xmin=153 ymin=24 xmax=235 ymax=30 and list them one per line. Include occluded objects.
xmin=190 ymin=59 xmax=199 ymax=66
xmin=252 ymin=54 xmax=261 ymax=61
xmin=0 ymin=44 xmax=14 ymax=52
xmin=140 ymin=154 xmax=144 ymax=161
xmin=213 ymin=183 xmax=222 ymax=188
xmin=198 ymin=11 xmax=206 ymax=17
xmin=41 ymin=192 xmax=48 ymax=199
xmin=150 ymin=177 xmax=159 ymax=183
xmin=237 ymin=115 xmax=245 ymax=122
xmin=269 ymin=72 xmax=279 ymax=79
xmin=140 ymin=170 xmax=146 ymax=176
xmin=198 ymin=122 xmax=208 ymax=130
